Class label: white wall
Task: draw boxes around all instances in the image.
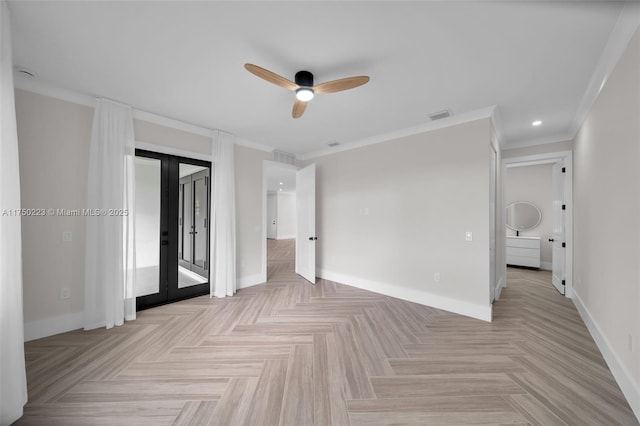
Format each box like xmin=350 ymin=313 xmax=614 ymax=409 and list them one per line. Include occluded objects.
xmin=16 ymin=90 xmax=91 ymax=335
xmin=505 ymin=164 xmax=553 ymax=268
xmin=308 ymin=118 xmax=493 ymax=321
xmin=235 ymin=145 xmax=271 ymax=284
xmin=502 ymin=139 xmax=574 ymax=159
xmin=15 ymin=89 xmax=269 ymax=339
xmin=276 ymin=192 xmax=296 ymax=240
xmin=573 ymin=27 xmax=640 ymax=417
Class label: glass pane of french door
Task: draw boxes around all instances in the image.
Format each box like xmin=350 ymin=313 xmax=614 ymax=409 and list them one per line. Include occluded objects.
xmin=177 ymin=164 xmax=209 ymax=289
xmin=134 ymin=156 xmax=161 ymax=297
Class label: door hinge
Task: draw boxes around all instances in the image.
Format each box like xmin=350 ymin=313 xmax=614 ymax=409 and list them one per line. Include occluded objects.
xmin=562 ymin=167 xmax=566 ymax=173
xmin=562 ymin=242 xmax=566 ymax=248
xmin=562 ymin=204 xmax=566 ymax=210
xmin=562 ymin=279 xmax=566 ymax=286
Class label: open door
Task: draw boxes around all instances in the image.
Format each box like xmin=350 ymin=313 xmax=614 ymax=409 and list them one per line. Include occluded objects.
xmin=551 ymin=161 xmax=566 ymax=295
xmin=296 ymin=164 xmax=316 ymax=284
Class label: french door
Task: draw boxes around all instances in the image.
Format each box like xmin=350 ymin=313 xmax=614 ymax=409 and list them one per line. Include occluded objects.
xmin=135 ymin=150 xmax=211 ymax=310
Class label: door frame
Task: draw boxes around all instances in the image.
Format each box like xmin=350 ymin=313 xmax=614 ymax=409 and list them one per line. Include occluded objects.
xmin=135 ymin=149 xmax=212 ymax=311
xmin=261 ymin=160 xmax=298 ymax=283
xmin=501 ymin=150 xmax=573 ymax=298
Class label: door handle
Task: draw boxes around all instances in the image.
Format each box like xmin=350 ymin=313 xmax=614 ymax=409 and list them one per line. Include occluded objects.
xmin=308 ymin=237 xmax=317 ymax=241
xmin=548 ymin=238 xmax=554 ymax=242
xmin=161 ymin=240 xmax=168 ymax=246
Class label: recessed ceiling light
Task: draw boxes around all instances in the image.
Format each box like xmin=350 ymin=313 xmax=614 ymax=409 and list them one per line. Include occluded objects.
xmin=532 ymin=120 xmax=542 ymax=126
xmin=279 ymin=188 xmax=283 ymax=191
xmin=279 ymin=182 xmax=283 ymax=185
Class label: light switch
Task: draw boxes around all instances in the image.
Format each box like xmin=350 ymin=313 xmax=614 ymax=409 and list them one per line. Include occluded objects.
xmin=465 ymin=231 xmax=473 ymax=241
xmin=63 ymin=231 xmax=73 ymax=242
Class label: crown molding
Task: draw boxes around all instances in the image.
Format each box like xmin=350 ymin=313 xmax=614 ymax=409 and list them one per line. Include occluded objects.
xmin=568 ymin=1 xmax=640 ymax=139
xmin=297 ymin=105 xmax=498 ymax=161
xmin=13 ymin=73 xmax=273 ymax=153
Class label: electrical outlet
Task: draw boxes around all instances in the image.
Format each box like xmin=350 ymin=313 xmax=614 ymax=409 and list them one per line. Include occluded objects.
xmin=433 ymin=272 xmax=441 ymax=282
xmin=62 ymin=231 xmax=72 ymax=242
xmin=59 ymin=287 xmax=70 ymax=300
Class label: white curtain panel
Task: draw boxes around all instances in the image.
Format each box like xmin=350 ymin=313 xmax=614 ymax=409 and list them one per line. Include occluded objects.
xmin=211 ymin=131 xmax=237 ymax=297
xmin=0 ymin=1 xmax=28 ymax=424
xmin=84 ymin=99 xmax=136 ymax=330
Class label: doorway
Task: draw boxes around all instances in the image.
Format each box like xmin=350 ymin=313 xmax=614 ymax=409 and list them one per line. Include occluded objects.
xmin=135 ymin=149 xmax=211 ymax=310
xmin=261 ymin=160 xmax=317 ymax=284
xmin=501 ymin=151 xmax=573 ymax=298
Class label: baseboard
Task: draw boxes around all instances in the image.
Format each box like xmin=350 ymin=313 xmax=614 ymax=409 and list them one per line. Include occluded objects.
xmin=573 ymin=291 xmax=640 ymax=422
xmin=494 ymin=277 xmax=505 ymax=301
xmin=276 ymin=234 xmax=296 ymax=240
xmin=237 ymin=273 xmax=265 ymax=290
xmin=24 ymin=311 xmax=84 ymax=342
xmin=540 ymin=261 xmax=552 ymax=271
xmin=318 ymin=269 xmax=492 ymax=322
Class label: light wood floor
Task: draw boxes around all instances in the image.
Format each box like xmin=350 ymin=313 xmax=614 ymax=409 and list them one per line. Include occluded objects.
xmin=17 ymin=240 xmax=637 ymax=425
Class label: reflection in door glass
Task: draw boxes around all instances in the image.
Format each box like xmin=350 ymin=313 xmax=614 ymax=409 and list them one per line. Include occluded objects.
xmin=178 ymin=163 xmax=209 ymax=288
xmin=194 ymin=176 xmax=207 ymax=269
xmin=135 ymin=157 xmax=161 ymax=297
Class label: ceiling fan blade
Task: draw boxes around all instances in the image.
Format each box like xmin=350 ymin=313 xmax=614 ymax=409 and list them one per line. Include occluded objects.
xmin=292 ymin=99 xmax=308 ymax=119
xmin=313 ymin=76 xmax=370 ymax=94
xmin=244 ymin=63 xmax=299 ymax=91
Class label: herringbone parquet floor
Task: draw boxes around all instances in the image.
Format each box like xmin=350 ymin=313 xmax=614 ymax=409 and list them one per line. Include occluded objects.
xmin=16 ymin=239 xmax=638 ymax=425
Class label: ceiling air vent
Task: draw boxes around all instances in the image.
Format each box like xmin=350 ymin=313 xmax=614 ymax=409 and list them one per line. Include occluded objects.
xmin=273 ymin=150 xmax=296 ymax=166
xmin=429 ymin=110 xmax=450 ymax=121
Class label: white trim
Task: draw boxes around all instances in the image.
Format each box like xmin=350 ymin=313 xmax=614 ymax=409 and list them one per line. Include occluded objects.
xmin=569 ymin=2 xmax=640 ymax=139
xmin=14 ymin=73 xmax=96 ymax=107
xmin=318 ymin=269 xmax=492 ymax=322
xmin=502 ymin=132 xmax=574 ymax=151
xmin=133 ymin=109 xmax=213 ymax=138
xmin=14 ymin=74 xmax=273 ymax=153
xmin=237 ymin=273 xmax=265 ymax=290
xmin=136 ymin=140 xmax=213 ymax=161
xmin=298 ymin=106 xmax=497 ymax=160
xmin=502 ymin=150 xmax=573 ymax=299
xmin=490 ymin=105 xmax=505 ymax=149
xmin=236 ymin=136 xmax=274 ymax=153
xmin=24 ymin=311 xmax=84 ymax=342
xmin=540 ymin=261 xmax=552 ymax=271
xmin=494 ymin=277 xmax=505 ymax=300
xmin=573 ymin=291 xmax=640 ymax=422
xmin=499 ymin=5 xmax=639 ymax=152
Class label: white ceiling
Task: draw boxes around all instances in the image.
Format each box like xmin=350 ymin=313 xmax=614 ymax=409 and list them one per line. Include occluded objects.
xmin=8 ymin=1 xmax=627 ymax=154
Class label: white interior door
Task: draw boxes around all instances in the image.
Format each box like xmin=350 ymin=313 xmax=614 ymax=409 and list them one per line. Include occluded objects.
xmin=296 ymin=164 xmax=316 ymax=284
xmin=551 ymin=161 xmax=566 ymax=295
xmin=489 ymin=147 xmax=497 ymax=302
xmin=266 ymin=193 xmax=277 ymax=239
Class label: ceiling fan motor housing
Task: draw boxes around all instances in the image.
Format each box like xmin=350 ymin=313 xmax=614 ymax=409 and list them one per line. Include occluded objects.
xmin=295 ymin=71 xmax=314 ymax=87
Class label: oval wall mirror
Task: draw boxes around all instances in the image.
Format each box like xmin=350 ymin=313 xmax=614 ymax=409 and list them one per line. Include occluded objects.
xmin=506 ymin=201 xmax=542 ymax=231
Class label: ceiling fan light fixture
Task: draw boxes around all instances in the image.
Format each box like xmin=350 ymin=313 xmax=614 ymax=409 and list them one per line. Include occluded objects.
xmin=296 ymin=88 xmax=314 ymax=102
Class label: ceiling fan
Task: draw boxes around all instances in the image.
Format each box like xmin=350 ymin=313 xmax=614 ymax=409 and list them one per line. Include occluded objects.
xmin=244 ymin=63 xmax=370 ymax=118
